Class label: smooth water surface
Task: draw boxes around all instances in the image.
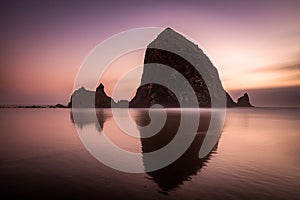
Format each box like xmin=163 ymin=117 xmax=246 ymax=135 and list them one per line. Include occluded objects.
xmin=0 ymin=108 xmax=299 ymax=199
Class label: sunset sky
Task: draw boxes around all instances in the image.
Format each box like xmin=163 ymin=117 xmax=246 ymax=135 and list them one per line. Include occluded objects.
xmin=1 ymin=0 xmax=299 ymax=106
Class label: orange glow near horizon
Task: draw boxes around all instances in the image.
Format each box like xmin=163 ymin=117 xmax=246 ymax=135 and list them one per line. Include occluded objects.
xmin=96 ymin=47 xmax=300 ymax=101
xmin=98 ymin=50 xmax=145 ymax=101
xmin=1 ymin=34 xmax=299 ymax=105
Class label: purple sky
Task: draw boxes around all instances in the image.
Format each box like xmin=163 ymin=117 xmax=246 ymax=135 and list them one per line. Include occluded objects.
xmin=0 ymin=0 xmax=300 ymax=106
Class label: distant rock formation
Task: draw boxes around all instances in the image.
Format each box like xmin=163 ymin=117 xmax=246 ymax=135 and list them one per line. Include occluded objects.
xmin=54 ymin=103 xmax=66 ymax=108
xmin=68 ymin=85 xmax=114 ymax=108
xmin=236 ymin=93 xmax=253 ymax=107
xmin=95 ymin=84 xmax=114 ymax=108
xmin=68 ymin=84 xmax=129 ymax=108
xmin=68 ymin=28 xmax=253 ymax=108
xmin=68 ymin=87 xmax=95 ymax=108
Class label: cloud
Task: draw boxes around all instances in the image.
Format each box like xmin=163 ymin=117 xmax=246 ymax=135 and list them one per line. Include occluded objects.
xmin=250 ymin=60 xmax=300 ymax=89
xmin=254 ymin=62 xmax=300 ymax=73
xmin=282 ymin=30 xmax=300 ymax=39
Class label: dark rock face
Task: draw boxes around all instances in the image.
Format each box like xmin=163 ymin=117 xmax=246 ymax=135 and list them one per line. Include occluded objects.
xmin=237 ymin=93 xmax=253 ymax=107
xmin=130 ymin=83 xmax=180 ymax=108
xmin=226 ymin=92 xmax=237 ymax=107
xmin=114 ymin=100 xmax=130 ymax=108
xmin=68 ymin=87 xmax=95 ymax=108
xmin=95 ymin=83 xmax=114 ymax=108
xmin=68 ymin=84 xmax=114 ymax=108
xmin=130 ymin=28 xmax=235 ymax=108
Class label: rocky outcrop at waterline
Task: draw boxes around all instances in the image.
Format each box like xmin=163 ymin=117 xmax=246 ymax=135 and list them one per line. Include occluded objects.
xmin=236 ymin=93 xmax=253 ymax=107
xmin=68 ymin=84 xmax=130 ymax=108
xmin=68 ymin=85 xmax=113 ymax=108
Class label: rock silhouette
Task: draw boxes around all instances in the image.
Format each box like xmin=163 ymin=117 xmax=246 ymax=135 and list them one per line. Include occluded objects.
xmin=130 ymin=27 xmax=240 ymax=108
xmin=68 ymin=28 xmax=253 ymax=108
xmin=68 ymin=87 xmax=95 ymax=108
xmin=68 ymin=84 xmax=114 ymax=108
xmin=95 ymin=84 xmax=114 ymax=108
xmin=237 ymin=93 xmax=253 ymax=107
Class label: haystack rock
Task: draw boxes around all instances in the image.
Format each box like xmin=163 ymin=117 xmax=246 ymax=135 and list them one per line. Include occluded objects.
xmin=130 ymin=27 xmax=238 ymax=108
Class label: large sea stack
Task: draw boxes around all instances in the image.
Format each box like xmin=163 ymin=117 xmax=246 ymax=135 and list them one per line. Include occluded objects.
xmin=130 ymin=28 xmax=237 ymax=108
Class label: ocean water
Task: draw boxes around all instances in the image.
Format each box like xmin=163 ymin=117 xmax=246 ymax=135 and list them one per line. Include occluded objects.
xmin=0 ymin=108 xmax=299 ymax=199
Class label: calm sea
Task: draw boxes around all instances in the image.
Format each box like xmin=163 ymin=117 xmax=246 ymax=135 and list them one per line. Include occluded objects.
xmin=0 ymin=108 xmax=299 ymax=199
